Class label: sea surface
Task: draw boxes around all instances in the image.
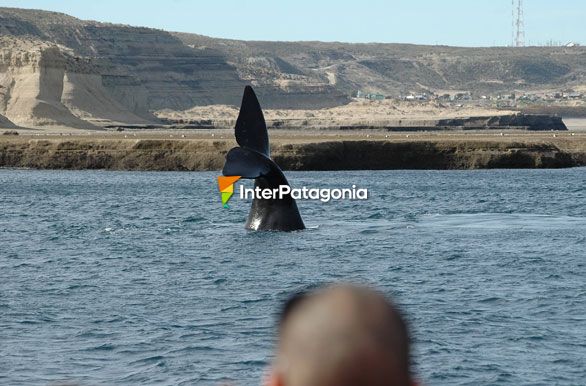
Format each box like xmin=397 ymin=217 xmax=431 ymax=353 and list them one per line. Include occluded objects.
xmin=1 ymin=168 xmax=585 ymax=386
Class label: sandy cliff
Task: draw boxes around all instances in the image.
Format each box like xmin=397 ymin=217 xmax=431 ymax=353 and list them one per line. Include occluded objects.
xmin=0 ymin=36 xmax=151 ymax=128
xmin=0 ymin=7 xmax=345 ymax=123
xmin=0 ymin=8 xmax=247 ymax=128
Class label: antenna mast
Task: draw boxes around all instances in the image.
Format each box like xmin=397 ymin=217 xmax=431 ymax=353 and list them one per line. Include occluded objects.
xmin=512 ymin=0 xmax=525 ymax=47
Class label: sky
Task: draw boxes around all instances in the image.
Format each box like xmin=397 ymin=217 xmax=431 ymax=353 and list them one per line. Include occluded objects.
xmin=0 ymin=0 xmax=584 ymax=47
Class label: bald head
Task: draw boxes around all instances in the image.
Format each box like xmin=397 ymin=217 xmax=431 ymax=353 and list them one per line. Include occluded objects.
xmin=269 ymin=284 xmax=412 ymax=386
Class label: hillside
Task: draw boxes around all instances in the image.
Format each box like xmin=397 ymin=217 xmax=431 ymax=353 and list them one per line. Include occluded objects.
xmin=1 ymin=7 xmax=585 ymax=130
xmin=174 ymin=33 xmax=586 ymax=97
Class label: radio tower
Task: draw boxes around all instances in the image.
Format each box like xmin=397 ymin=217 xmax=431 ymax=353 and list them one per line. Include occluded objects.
xmin=512 ymin=0 xmax=525 ymax=47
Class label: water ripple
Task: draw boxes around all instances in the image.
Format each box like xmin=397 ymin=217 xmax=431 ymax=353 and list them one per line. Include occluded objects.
xmin=1 ymin=168 xmax=585 ymax=385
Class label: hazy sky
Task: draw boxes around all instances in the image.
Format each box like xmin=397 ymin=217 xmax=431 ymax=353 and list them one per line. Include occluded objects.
xmin=0 ymin=0 xmax=584 ymax=46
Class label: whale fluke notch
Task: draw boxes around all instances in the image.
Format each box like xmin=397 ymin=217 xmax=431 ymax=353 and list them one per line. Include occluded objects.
xmin=235 ymin=86 xmax=270 ymax=157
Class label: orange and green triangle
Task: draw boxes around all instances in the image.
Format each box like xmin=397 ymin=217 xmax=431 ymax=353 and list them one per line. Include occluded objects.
xmin=218 ymin=176 xmax=241 ymax=208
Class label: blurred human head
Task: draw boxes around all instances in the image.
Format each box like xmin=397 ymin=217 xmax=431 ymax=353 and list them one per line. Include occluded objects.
xmin=266 ymin=284 xmax=414 ymax=386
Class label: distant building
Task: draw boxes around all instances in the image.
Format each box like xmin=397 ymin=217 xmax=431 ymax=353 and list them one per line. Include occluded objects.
xmin=565 ymin=92 xmax=583 ymax=99
xmin=518 ymin=94 xmax=539 ymax=102
xmin=402 ymin=93 xmax=428 ymax=101
xmin=354 ymin=91 xmax=385 ymax=100
xmin=366 ymin=93 xmax=385 ymax=100
xmin=451 ymin=92 xmax=472 ymax=101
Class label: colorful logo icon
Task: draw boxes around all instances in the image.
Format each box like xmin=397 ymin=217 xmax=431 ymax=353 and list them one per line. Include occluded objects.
xmin=217 ymin=176 xmax=241 ymax=208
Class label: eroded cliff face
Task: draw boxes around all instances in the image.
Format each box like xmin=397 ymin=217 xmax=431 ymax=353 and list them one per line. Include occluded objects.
xmin=0 ymin=7 xmax=348 ymax=129
xmin=0 ymin=8 xmax=249 ymax=128
xmin=0 ymin=36 xmax=154 ymax=128
xmin=67 ymin=25 xmax=247 ymax=112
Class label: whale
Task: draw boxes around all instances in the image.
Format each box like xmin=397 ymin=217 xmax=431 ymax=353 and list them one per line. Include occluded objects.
xmin=222 ymin=86 xmax=305 ymax=231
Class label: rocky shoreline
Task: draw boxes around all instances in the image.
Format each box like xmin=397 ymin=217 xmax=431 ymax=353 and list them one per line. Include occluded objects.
xmin=1 ymin=133 xmax=584 ymax=170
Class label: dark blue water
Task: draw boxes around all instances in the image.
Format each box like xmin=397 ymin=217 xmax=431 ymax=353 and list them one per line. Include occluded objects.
xmin=1 ymin=169 xmax=585 ymax=385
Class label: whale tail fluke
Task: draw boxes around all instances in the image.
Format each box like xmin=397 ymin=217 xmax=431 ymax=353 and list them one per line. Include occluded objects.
xmin=225 ymin=85 xmax=276 ymax=180
xmin=222 ymin=147 xmax=273 ymax=179
xmin=235 ymin=86 xmax=270 ymax=157
xmin=222 ymin=86 xmax=305 ymax=231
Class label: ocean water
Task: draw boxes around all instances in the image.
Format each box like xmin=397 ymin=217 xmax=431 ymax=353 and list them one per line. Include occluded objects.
xmin=1 ymin=168 xmax=585 ymax=386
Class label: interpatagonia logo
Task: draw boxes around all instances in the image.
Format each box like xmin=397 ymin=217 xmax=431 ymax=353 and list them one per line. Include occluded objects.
xmin=218 ymin=175 xmax=369 ymax=208
xmin=239 ymin=184 xmax=368 ymax=202
xmin=217 ymin=176 xmax=241 ymax=208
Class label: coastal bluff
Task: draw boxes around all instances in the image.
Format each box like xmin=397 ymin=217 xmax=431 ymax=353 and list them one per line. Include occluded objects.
xmin=1 ymin=131 xmax=584 ymax=170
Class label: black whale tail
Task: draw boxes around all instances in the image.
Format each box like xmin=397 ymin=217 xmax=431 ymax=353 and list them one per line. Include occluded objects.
xmin=222 ymin=147 xmax=273 ymax=180
xmin=222 ymin=86 xmax=305 ymax=231
xmin=235 ymin=86 xmax=270 ymax=157
xmin=222 ymin=85 xmax=274 ymax=179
